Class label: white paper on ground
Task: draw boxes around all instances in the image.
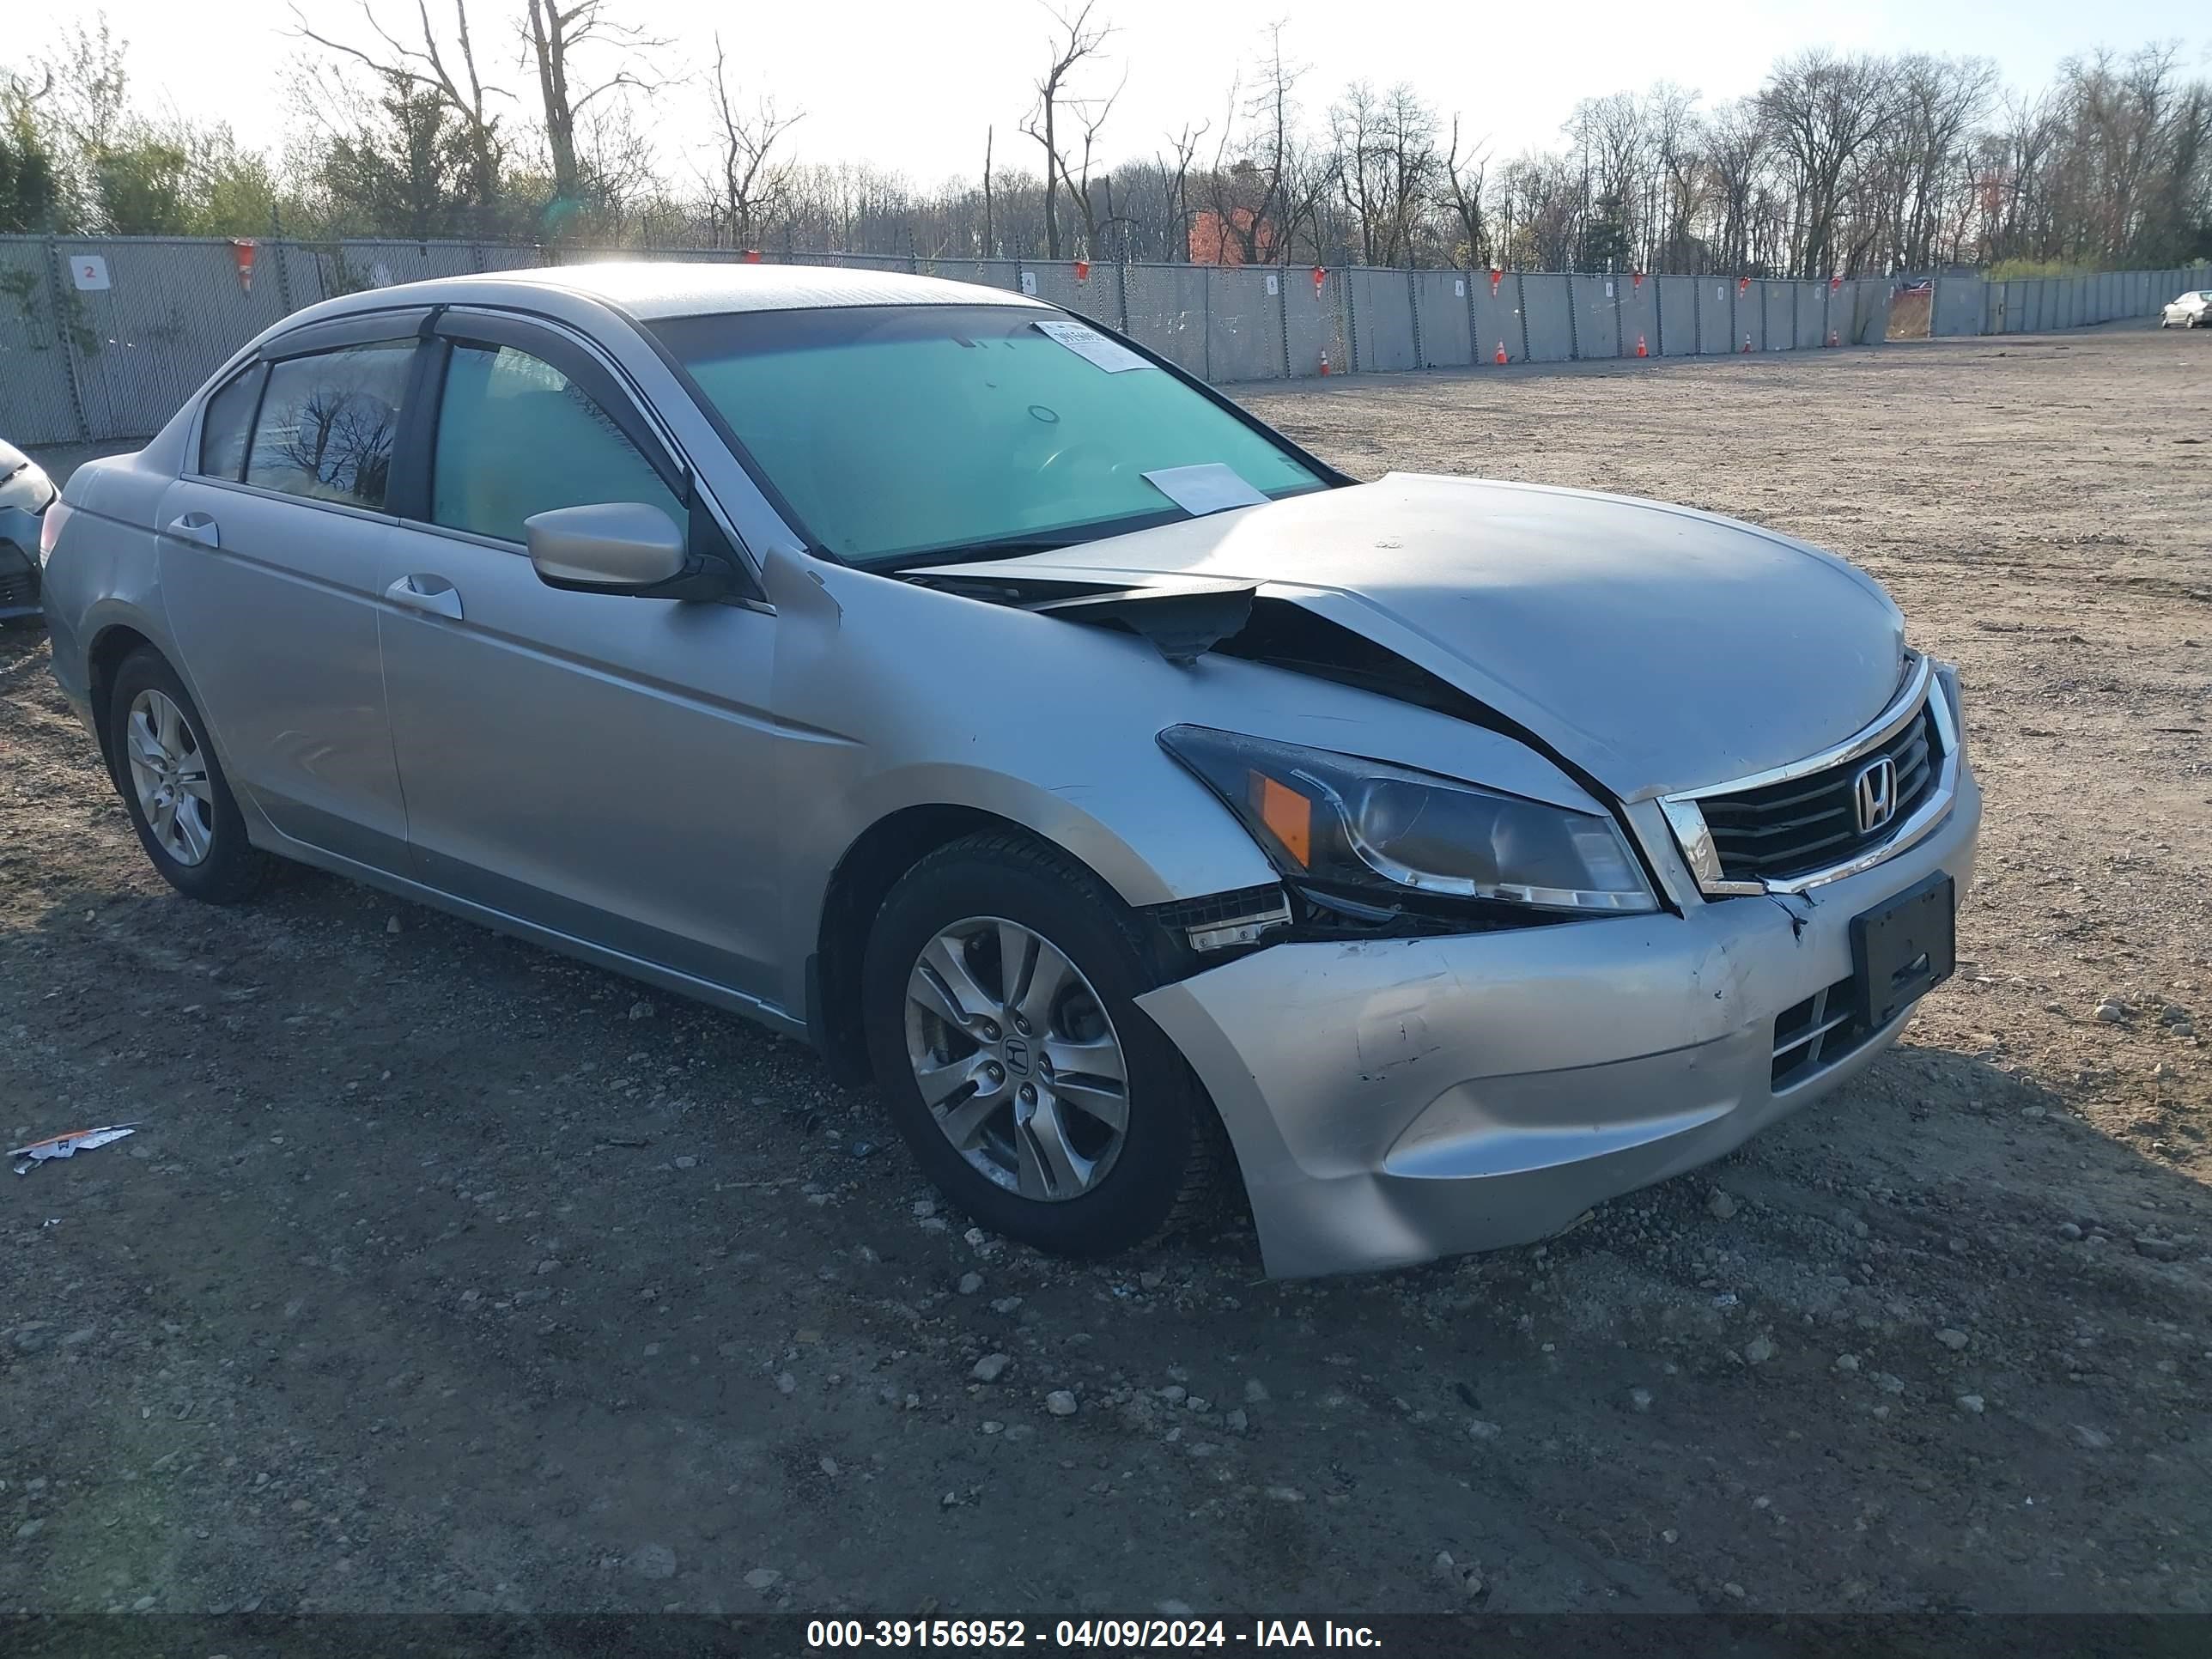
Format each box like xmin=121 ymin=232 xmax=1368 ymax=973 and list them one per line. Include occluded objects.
xmin=1140 ymin=463 xmax=1269 ymax=518
xmin=1032 ymin=319 xmax=1152 ymax=373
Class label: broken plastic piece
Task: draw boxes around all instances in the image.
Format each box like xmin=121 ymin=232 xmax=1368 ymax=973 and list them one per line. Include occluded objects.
xmin=11 ymin=1122 xmax=140 ymax=1175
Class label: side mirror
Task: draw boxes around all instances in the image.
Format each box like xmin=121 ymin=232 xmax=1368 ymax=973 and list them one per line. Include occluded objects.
xmin=526 ymin=501 xmax=689 ymax=593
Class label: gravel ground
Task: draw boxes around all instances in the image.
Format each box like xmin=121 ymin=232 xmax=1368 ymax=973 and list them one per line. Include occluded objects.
xmin=3 ymin=325 xmax=2208 ymax=1618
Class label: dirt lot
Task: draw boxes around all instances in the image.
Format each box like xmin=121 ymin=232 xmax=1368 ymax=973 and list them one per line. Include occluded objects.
xmin=3 ymin=325 xmax=2208 ymax=1620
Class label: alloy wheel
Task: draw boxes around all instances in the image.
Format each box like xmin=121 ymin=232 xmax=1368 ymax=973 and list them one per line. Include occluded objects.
xmin=125 ymin=689 xmax=216 ymax=866
xmin=902 ymin=915 xmax=1131 ymax=1201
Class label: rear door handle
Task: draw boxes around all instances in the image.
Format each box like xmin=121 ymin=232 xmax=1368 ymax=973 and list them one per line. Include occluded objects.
xmin=386 ymin=574 xmax=464 ymax=620
xmin=164 ymin=513 xmax=219 ymax=550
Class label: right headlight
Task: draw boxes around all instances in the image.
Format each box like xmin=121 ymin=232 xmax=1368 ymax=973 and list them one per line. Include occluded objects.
xmin=1158 ymin=726 xmax=1656 ymax=916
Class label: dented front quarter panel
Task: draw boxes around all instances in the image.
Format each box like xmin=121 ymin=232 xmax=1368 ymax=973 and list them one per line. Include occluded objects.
xmin=1136 ymin=761 xmax=1981 ymax=1277
xmin=763 ymin=550 xmax=1613 ymax=1020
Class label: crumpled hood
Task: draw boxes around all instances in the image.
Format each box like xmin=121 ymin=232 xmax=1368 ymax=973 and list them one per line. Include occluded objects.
xmin=933 ymin=473 xmax=1906 ymax=800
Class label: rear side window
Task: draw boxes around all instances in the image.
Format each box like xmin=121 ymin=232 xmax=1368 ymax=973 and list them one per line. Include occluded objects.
xmin=198 ymin=367 xmax=261 ymax=481
xmin=245 ymin=343 xmax=414 ymax=509
xmin=429 ymin=343 xmax=682 ymax=544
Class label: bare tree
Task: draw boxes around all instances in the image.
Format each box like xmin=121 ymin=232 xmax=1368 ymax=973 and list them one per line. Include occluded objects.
xmin=289 ymin=1 xmax=511 ymax=225
xmin=1758 ymin=50 xmax=1897 ymax=276
xmin=1643 ymin=82 xmax=1701 ymax=270
xmin=1158 ymin=119 xmax=1207 ymax=260
xmin=1018 ymin=1 xmax=1115 ymax=259
xmin=1053 ymin=65 xmax=1127 ymax=257
xmin=702 ymin=32 xmax=801 ymax=248
xmin=1439 ymin=116 xmax=1491 ymax=268
xmin=1202 ymin=23 xmax=1312 ymax=264
xmin=520 ymin=0 xmax=664 ymax=210
xmin=1702 ymin=96 xmax=1769 ymax=273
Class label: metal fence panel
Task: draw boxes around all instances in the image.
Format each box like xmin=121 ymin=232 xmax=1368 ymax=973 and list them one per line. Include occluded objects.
xmin=1618 ymin=275 xmax=1657 ymax=357
xmin=1755 ymin=281 xmax=1784 ymax=349
xmin=0 ymin=239 xmax=88 ymax=444
xmin=1024 ymin=261 xmax=1120 ymax=328
xmin=1844 ymin=281 xmax=1873 ymax=344
xmin=1655 ymin=276 xmax=1698 ymax=354
xmin=1731 ymin=282 xmax=1763 ymax=352
xmin=1792 ymin=282 xmax=1825 ymax=348
xmin=1928 ymin=278 xmax=1980 ymax=337
xmin=2 ymin=255 xmax=63 ymax=433
xmin=20 ymin=234 xmax=2212 ymax=444
xmin=1121 ymin=264 xmax=1209 ymax=376
xmin=1567 ymin=273 xmax=1619 ymax=358
xmin=52 ymin=236 xmax=294 ymax=441
xmin=1413 ymin=271 xmax=1472 ymax=368
xmin=1469 ymin=272 xmax=1519 ymax=362
xmin=1347 ymin=268 xmax=1416 ymax=373
xmin=914 ymin=258 xmax=1018 ymax=291
xmin=291 ymin=238 xmax=480 ymax=303
xmin=1208 ymin=267 xmax=1285 ymax=383
xmin=1283 ymin=269 xmax=1351 ymax=379
xmin=1521 ymin=274 xmax=1574 ymax=362
xmin=1694 ymin=278 xmax=1734 ymax=353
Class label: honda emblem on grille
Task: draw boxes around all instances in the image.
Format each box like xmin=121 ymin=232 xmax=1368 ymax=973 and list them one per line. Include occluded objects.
xmin=1851 ymin=757 xmax=1899 ymax=835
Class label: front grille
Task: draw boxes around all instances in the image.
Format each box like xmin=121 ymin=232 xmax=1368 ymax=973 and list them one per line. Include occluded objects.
xmin=1702 ymin=702 xmax=1941 ymax=884
xmin=0 ymin=568 xmax=38 ymax=612
xmin=1771 ymin=974 xmax=1870 ymax=1089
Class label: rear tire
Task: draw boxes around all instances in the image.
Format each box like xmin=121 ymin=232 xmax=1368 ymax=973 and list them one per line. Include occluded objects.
xmin=861 ymin=831 xmax=1221 ymax=1258
xmin=107 ymin=647 xmax=268 ymax=905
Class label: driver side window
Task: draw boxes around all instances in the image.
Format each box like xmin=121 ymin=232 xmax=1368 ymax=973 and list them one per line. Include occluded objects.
xmin=430 ymin=343 xmax=684 ymax=545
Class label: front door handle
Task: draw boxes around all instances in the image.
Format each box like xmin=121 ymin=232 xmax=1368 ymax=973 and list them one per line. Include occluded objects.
xmin=164 ymin=513 xmax=219 ymax=550
xmin=386 ymin=574 xmax=464 ymax=620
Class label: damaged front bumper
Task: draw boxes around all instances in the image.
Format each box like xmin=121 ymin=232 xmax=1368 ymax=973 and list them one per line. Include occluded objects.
xmin=1136 ymin=763 xmax=1981 ymax=1277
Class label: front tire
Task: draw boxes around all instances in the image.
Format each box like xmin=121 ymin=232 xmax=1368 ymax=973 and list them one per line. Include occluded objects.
xmin=107 ymin=647 xmax=267 ymax=904
xmin=861 ymin=831 xmax=1221 ymax=1257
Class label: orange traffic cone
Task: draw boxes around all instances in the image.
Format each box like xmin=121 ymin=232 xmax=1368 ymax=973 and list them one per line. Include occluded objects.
xmin=1319 ymin=349 xmax=1331 ymax=376
xmin=1494 ymin=340 xmax=1508 ymax=365
xmin=1741 ymin=332 xmax=1753 ymax=354
xmin=1635 ymin=333 xmax=1648 ymax=357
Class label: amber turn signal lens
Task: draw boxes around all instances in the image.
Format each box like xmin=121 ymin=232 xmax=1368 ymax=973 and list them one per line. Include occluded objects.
xmin=1249 ymin=771 xmax=1312 ymax=869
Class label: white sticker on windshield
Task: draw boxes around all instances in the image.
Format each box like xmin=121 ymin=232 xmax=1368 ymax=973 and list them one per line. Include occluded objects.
xmin=1032 ymin=319 xmax=1152 ymax=374
xmin=1141 ymin=463 xmax=1269 ymax=518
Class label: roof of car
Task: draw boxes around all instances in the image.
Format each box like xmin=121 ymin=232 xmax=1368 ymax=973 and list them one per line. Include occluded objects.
xmin=368 ymin=261 xmax=1051 ymax=321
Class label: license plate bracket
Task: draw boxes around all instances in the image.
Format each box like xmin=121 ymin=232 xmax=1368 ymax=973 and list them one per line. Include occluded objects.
xmin=1850 ymin=872 xmax=1956 ymax=1030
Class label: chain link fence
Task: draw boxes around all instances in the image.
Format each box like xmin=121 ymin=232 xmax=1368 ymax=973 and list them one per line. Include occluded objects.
xmin=5 ymin=234 xmax=2207 ymax=447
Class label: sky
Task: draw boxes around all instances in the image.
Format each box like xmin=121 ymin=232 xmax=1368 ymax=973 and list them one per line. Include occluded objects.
xmin=34 ymin=0 xmax=2209 ymax=190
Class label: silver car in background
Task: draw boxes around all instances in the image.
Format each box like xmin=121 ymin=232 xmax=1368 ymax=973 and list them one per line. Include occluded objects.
xmin=0 ymin=437 xmax=57 ymax=623
xmin=2160 ymin=289 xmax=2210 ymax=327
xmin=40 ymin=264 xmax=1980 ymax=1276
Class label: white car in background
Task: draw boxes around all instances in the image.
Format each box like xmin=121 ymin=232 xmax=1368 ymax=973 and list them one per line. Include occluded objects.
xmin=2160 ymin=289 xmax=2209 ymax=327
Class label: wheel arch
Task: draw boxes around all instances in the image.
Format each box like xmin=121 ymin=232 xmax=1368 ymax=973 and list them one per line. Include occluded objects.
xmin=811 ymin=804 xmax=1054 ymax=1086
xmin=810 ymin=792 xmax=1237 ymax=1090
xmin=86 ymin=621 xmax=161 ymax=773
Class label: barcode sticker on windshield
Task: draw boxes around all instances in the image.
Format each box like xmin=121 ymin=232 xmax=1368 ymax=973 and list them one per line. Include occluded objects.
xmin=1033 ymin=319 xmax=1152 ymax=373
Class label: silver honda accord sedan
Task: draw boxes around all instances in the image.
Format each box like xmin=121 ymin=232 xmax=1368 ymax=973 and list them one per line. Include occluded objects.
xmin=40 ymin=263 xmax=1980 ymax=1275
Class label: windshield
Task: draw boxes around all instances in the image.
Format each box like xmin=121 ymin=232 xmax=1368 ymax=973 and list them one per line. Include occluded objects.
xmin=650 ymin=304 xmax=1327 ymax=566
